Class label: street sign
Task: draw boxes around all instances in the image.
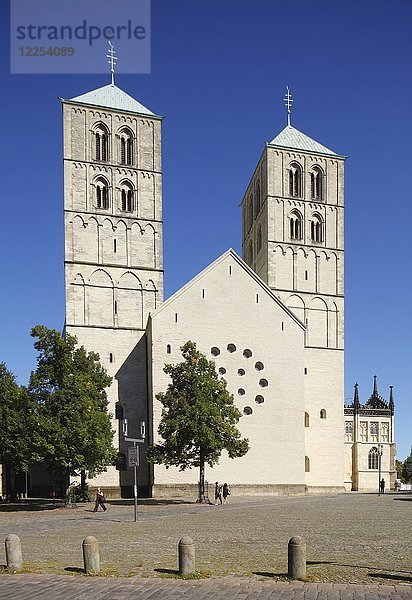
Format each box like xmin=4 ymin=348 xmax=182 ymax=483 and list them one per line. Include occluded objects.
xmin=128 ymin=446 xmax=139 ymax=467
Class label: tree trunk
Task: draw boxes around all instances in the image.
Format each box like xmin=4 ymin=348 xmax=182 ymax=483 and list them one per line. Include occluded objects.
xmin=197 ymin=448 xmax=208 ymax=503
xmin=80 ymin=469 xmax=87 ymax=496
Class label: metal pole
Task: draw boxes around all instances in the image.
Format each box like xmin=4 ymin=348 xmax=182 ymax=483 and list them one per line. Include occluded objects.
xmin=378 ymin=444 xmax=382 ymax=496
xmin=133 ymin=441 xmax=138 ymax=522
xmin=24 ymin=471 xmax=28 ymax=499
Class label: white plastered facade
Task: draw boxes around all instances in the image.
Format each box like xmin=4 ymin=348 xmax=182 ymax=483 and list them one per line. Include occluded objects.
xmin=62 ymin=83 xmax=354 ymax=497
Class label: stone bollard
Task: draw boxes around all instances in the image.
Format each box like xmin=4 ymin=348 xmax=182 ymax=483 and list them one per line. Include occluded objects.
xmin=288 ymin=536 xmax=306 ymax=580
xmin=5 ymin=534 xmax=23 ymax=571
xmin=82 ymin=536 xmax=100 ymax=574
xmin=178 ymin=536 xmax=195 ymax=575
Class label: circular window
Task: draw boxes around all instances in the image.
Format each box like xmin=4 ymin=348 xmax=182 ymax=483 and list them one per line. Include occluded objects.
xmin=211 ymin=347 xmax=220 ymax=357
xmin=237 ymin=368 xmax=245 ymax=376
xmin=259 ymin=378 xmax=268 ymax=388
xmin=218 ymin=367 xmax=226 ymax=375
xmin=227 ymin=344 xmax=236 ymax=353
xmin=255 ymin=395 xmax=264 ymax=404
xmin=255 ymin=361 xmax=264 ymax=371
xmin=243 ymin=349 xmax=252 ymax=358
xmin=243 ymin=406 xmax=253 ymax=415
xmin=238 ymin=388 xmax=245 ymax=396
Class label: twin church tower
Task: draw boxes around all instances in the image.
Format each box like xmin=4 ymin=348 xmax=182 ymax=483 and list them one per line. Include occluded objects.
xmin=62 ymin=77 xmax=346 ymax=496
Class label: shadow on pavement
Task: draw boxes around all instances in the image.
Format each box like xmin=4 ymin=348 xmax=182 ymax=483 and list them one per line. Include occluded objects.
xmin=0 ymin=500 xmax=65 ymax=512
xmin=65 ymin=566 xmax=84 ymax=574
xmin=108 ymin=499 xmax=193 ymax=506
xmin=369 ymin=573 xmax=412 ymax=583
xmin=154 ymin=568 xmax=180 ymax=575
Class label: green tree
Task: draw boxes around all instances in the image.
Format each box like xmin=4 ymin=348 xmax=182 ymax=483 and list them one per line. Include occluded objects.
xmin=148 ymin=341 xmax=249 ymax=502
xmin=0 ymin=363 xmax=35 ymax=499
xmin=29 ymin=325 xmax=116 ymax=496
xmin=395 ymin=459 xmax=404 ymax=482
xmin=403 ymin=449 xmax=412 ymax=483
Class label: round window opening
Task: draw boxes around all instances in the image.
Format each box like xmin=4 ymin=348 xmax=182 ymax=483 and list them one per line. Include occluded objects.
xmin=218 ymin=367 xmax=226 ymax=375
xmin=238 ymin=388 xmax=245 ymax=396
xmin=255 ymin=361 xmax=264 ymax=371
xmin=227 ymin=343 xmax=236 ymax=353
xmin=238 ymin=368 xmax=245 ymax=376
xmin=243 ymin=406 xmax=253 ymax=416
xmin=255 ymin=395 xmax=264 ymax=404
xmin=211 ymin=347 xmax=220 ymax=357
xmin=243 ymin=349 xmax=252 ymax=358
xmin=259 ymin=378 xmax=268 ymax=388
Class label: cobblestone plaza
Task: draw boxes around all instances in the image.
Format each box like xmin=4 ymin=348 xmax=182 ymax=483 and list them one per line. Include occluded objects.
xmin=0 ymin=493 xmax=411 ymax=598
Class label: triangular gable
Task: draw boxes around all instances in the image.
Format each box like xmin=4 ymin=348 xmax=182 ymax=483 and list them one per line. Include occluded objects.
xmin=150 ymin=248 xmax=305 ymax=330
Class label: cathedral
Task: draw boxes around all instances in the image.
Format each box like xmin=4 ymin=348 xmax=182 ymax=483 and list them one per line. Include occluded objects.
xmin=60 ymin=78 xmax=395 ymax=498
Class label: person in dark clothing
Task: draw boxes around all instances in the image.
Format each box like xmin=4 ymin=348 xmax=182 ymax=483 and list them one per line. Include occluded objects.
xmin=222 ymin=482 xmax=231 ymax=504
xmin=93 ymin=488 xmax=107 ymax=512
xmin=380 ymin=479 xmax=385 ymax=494
xmin=214 ymin=482 xmax=222 ymax=505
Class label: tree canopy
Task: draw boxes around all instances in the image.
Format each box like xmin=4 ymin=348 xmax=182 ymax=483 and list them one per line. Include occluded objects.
xmin=0 ymin=363 xmax=36 ymax=495
xmin=28 ymin=325 xmax=116 ymax=483
xmin=402 ymin=449 xmax=412 ymax=483
xmin=148 ymin=341 xmax=249 ymax=501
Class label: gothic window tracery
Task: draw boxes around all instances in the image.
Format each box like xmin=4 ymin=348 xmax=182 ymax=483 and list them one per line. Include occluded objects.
xmin=345 ymin=421 xmax=353 ymax=441
xmin=368 ymin=447 xmax=379 ymax=470
xmin=248 ymin=239 xmax=253 ymax=264
xmin=289 ymin=210 xmax=303 ymax=240
xmin=288 ymin=162 xmax=302 ymax=197
xmin=310 ymin=166 xmax=323 ymax=200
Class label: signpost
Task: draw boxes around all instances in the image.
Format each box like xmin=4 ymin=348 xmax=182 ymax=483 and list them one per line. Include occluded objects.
xmin=125 ymin=421 xmax=145 ymax=522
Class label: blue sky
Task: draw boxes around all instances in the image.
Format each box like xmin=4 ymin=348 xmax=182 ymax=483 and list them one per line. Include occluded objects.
xmin=1 ymin=0 xmax=411 ymax=459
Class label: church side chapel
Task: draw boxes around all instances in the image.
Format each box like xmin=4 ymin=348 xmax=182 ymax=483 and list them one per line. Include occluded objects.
xmin=57 ymin=52 xmax=395 ymax=497
xmin=344 ymin=377 xmax=396 ymax=491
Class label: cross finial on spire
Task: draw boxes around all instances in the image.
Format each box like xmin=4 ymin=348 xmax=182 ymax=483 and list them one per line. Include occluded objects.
xmin=106 ymin=41 xmax=118 ymax=86
xmin=284 ymin=86 xmax=293 ymax=126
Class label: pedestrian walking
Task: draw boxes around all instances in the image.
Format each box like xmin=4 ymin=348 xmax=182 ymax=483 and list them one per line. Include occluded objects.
xmin=222 ymin=482 xmax=231 ymax=504
xmin=380 ymin=478 xmax=385 ymax=494
xmin=214 ymin=482 xmax=222 ymax=505
xmin=93 ymin=488 xmax=107 ymax=512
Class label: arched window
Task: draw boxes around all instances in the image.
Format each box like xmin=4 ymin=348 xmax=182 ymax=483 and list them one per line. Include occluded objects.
xmin=310 ymin=214 xmax=323 ymax=243
xmin=248 ymin=196 xmax=253 ymax=229
xmin=289 ymin=162 xmax=302 ymax=197
xmin=120 ymin=181 xmax=134 ymax=212
xmin=248 ymin=239 xmax=253 ymax=264
xmin=94 ymin=124 xmax=109 ymax=162
xmin=119 ymin=128 xmax=134 ymax=165
xmin=368 ymin=447 xmax=379 ymax=470
xmin=95 ymin=178 xmax=109 ymax=210
xmin=310 ymin=166 xmax=323 ymax=200
xmin=304 ymin=412 xmax=309 ymax=427
xmin=289 ymin=210 xmax=303 ymax=240
xmin=305 ymin=456 xmax=310 ymax=472
xmin=256 ymin=225 xmax=262 ymax=253
xmin=320 ymin=409 xmax=327 ymax=419
xmin=254 ymin=181 xmax=261 ymax=215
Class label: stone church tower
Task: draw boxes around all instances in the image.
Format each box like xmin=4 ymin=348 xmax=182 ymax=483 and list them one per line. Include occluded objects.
xmin=62 ymin=82 xmax=163 ymax=494
xmin=241 ymin=99 xmax=346 ymax=490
